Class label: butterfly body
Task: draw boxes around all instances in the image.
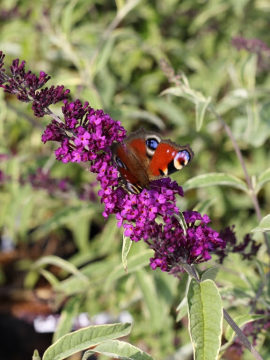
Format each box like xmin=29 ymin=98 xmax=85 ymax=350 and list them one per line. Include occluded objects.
xmin=112 ymin=128 xmax=193 ymax=193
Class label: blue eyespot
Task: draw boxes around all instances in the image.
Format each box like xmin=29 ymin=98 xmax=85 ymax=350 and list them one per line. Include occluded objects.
xmin=146 ymin=138 xmax=159 ymax=151
xmin=178 ymin=150 xmax=190 ymax=165
xmin=182 ymin=150 xmax=190 ymax=161
xmin=115 ymin=156 xmax=126 ymax=169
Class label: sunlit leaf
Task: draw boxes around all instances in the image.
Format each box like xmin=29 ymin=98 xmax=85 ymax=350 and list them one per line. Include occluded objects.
xmin=122 ymin=234 xmax=132 ymax=271
xmin=82 ymin=340 xmax=153 ymax=360
xmin=42 ymin=323 xmax=132 ymax=360
xmin=136 ymin=269 xmax=164 ymax=331
xmin=105 ymin=250 xmax=153 ymax=289
xmin=187 ymin=279 xmax=223 ymax=360
xmin=53 ymin=297 xmax=81 ymax=343
xmin=255 ymin=168 xmax=270 ymax=193
xmin=195 ymin=96 xmax=211 ymax=131
xmin=251 ymin=214 xmax=270 ymax=232
xmin=183 ymin=173 xmax=248 ymax=192
xmin=176 ymin=297 xmax=188 ymax=322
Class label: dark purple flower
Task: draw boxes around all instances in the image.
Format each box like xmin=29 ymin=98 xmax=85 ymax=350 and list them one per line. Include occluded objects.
xmin=232 ymin=36 xmax=270 ymax=70
xmin=216 ymin=226 xmax=261 ymax=263
xmin=0 ymin=51 xmax=226 ymax=272
xmin=0 ymin=52 xmax=69 ymax=110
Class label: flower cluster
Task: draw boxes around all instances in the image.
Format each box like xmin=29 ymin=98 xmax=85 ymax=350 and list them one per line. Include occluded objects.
xmin=232 ymin=36 xmax=270 ymax=54
xmin=216 ymin=226 xmax=261 ymax=263
xmin=149 ymin=210 xmax=224 ymax=272
xmin=0 ymin=51 xmax=226 ymax=272
xmin=0 ymin=53 xmax=69 ymax=116
xmin=232 ymin=36 xmax=270 ymax=70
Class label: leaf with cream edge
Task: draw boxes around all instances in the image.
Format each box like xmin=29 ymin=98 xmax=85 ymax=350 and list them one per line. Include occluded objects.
xmin=187 ymin=279 xmax=223 ymax=360
xmin=42 ymin=323 xmax=132 ymax=360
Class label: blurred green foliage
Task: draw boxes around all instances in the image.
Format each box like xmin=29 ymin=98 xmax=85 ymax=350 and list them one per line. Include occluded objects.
xmin=0 ymin=0 xmax=270 ymax=359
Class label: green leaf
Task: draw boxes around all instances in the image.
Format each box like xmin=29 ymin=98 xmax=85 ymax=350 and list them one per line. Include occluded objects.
xmin=255 ymin=168 xmax=270 ymax=193
xmin=39 ymin=269 xmax=60 ymax=287
xmin=161 ymin=86 xmax=196 ymax=104
xmin=32 ymin=205 xmax=98 ymax=239
xmin=195 ymin=97 xmax=211 ymax=131
xmin=175 ymin=212 xmax=187 ymax=235
xmin=33 ymin=255 xmax=89 ymax=284
xmin=32 ymin=349 xmax=41 ymax=360
xmin=224 ymin=314 xmax=265 ymax=345
xmin=82 ymin=340 xmax=153 ymax=360
xmin=42 ymin=323 xmax=132 ymax=360
xmin=55 ymin=257 xmax=119 ymax=296
xmin=251 ymin=214 xmax=270 ymax=232
xmin=183 ymin=173 xmax=248 ymax=192
xmin=135 ymin=269 xmax=164 ymax=331
xmin=122 ymin=234 xmax=132 ymax=271
xmin=53 ymin=297 xmax=80 ymax=343
xmin=187 ymin=279 xmax=223 ymax=360
xmin=193 ymin=199 xmax=215 ymax=214
xmin=176 ymin=296 xmax=188 ymax=322
xmin=105 ymin=250 xmax=153 ymax=289
xmin=201 ymin=267 xmax=219 ymax=282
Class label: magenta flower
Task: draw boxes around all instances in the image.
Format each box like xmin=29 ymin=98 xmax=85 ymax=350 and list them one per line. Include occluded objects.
xmin=0 ymin=51 xmax=226 ymax=272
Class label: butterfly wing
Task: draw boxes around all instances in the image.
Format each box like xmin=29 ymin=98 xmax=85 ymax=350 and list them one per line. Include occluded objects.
xmin=112 ymin=133 xmax=150 ymax=193
xmin=112 ymin=128 xmax=193 ymax=193
xmin=148 ymin=139 xmax=194 ymax=180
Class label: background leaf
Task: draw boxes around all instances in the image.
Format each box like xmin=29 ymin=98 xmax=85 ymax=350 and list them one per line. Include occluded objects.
xmin=82 ymin=340 xmax=153 ymax=360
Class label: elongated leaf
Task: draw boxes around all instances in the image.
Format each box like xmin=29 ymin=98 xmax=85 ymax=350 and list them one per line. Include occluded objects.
xmin=39 ymin=269 xmax=60 ymax=287
xmin=55 ymin=257 xmax=119 ymax=295
xmin=183 ymin=173 xmax=248 ymax=192
xmin=161 ymin=86 xmax=195 ymax=104
xmin=32 ymin=350 xmax=41 ymax=360
xmin=42 ymin=323 xmax=132 ymax=360
xmin=201 ymin=267 xmax=219 ymax=282
xmin=82 ymin=340 xmax=153 ymax=360
xmin=33 ymin=255 xmax=89 ymax=283
xmin=224 ymin=314 xmax=265 ymax=346
xmin=187 ymin=279 xmax=223 ymax=360
xmin=135 ymin=269 xmax=164 ymax=331
xmin=193 ymin=199 xmax=215 ymax=214
xmin=175 ymin=212 xmax=187 ymax=235
xmin=122 ymin=235 xmax=132 ymax=271
xmin=32 ymin=205 xmax=98 ymax=239
xmin=195 ymin=97 xmax=211 ymax=131
xmin=105 ymin=250 xmax=153 ymax=289
xmin=251 ymin=214 xmax=270 ymax=232
xmin=176 ymin=297 xmax=188 ymax=322
xmin=255 ymin=168 xmax=270 ymax=193
xmin=53 ymin=297 xmax=80 ymax=343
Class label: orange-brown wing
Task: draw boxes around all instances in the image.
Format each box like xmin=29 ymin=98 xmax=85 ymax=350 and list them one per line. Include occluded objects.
xmin=112 ymin=140 xmax=150 ymax=192
xmin=148 ymin=140 xmax=193 ymax=180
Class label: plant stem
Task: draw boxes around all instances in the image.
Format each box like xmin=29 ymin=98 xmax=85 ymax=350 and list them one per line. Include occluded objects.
xmin=210 ymin=106 xmax=270 ymax=255
xmin=223 ymin=309 xmax=263 ymax=360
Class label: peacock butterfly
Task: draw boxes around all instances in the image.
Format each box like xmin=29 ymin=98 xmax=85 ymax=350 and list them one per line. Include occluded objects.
xmin=112 ymin=128 xmax=193 ymax=193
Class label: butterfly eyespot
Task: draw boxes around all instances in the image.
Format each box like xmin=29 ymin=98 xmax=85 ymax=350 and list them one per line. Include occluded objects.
xmin=145 ymin=135 xmax=160 ymax=157
xmin=146 ymin=138 xmax=159 ymax=150
xmin=174 ymin=150 xmax=190 ymax=169
xmin=114 ymin=156 xmax=127 ymax=169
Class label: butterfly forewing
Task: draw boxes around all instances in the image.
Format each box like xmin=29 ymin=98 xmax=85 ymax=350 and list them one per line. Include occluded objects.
xmin=148 ymin=140 xmax=193 ymax=179
xmin=112 ymin=128 xmax=193 ymax=193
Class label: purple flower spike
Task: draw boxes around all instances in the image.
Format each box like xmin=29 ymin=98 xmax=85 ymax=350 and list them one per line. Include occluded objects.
xmin=0 ymin=51 xmax=227 ymax=272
